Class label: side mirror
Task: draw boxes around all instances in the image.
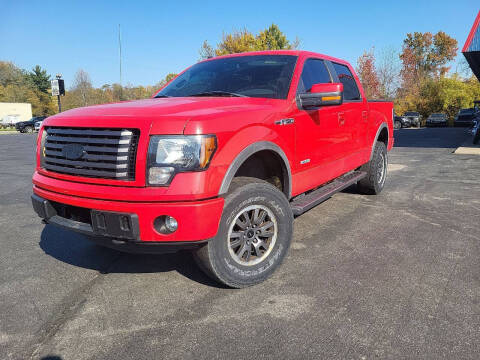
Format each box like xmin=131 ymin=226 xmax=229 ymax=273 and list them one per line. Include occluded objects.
xmin=298 ymin=83 xmax=343 ymax=109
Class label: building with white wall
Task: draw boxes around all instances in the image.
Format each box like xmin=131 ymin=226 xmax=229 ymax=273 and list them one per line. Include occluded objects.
xmin=0 ymin=102 xmax=33 ymax=126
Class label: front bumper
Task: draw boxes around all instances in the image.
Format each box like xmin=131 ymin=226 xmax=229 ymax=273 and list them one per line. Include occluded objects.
xmin=32 ymin=185 xmax=224 ymax=251
xmin=426 ymin=121 xmax=447 ymax=127
xmin=454 ymin=121 xmax=474 ymax=127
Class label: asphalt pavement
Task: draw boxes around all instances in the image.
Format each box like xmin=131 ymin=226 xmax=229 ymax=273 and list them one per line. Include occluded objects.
xmin=0 ymin=128 xmax=479 ymax=360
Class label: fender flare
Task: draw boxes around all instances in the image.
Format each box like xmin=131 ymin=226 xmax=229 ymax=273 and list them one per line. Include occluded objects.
xmin=369 ymin=123 xmax=389 ymax=161
xmin=218 ymin=141 xmax=292 ymax=199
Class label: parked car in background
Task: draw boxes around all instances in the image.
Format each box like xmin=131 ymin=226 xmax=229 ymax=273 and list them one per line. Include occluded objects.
xmin=34 ymin=119 xmax=44 ymax=131
xmin=454 ymin=108 xmax=477 ymax=127
xmin=472 ymin=118 xmax=480 ymax=144
xmin=15 ymin=116 xmax=46 ymax=133
xmin=403 ymin=111 xmax=421 ymax=128
xmin=426 ymin=113 xmax=448 ymax=127
xmin=394 ymin=114 xmax=411 ymax=129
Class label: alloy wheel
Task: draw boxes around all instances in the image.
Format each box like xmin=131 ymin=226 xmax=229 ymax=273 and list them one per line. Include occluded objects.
xmin=227 ymin=205 xmax=278 ymax=266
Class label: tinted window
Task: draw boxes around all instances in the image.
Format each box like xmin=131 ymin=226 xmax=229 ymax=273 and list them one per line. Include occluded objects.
xmin=296 ymin=59 xmax=331 ymax=94
xmin=332 ymin=63 xmax=361 ymax=101
xmin=156 ymin=55 xmax=297 ymax=99
xmin=404 ymin=112 xmax=420 ymax=116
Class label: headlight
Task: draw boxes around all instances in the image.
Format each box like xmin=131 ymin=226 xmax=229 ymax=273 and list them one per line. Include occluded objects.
xmin=38 ymin=128 xmax=47 ymax=168
xmin=147 ymin=135 xmax=217 ymax=185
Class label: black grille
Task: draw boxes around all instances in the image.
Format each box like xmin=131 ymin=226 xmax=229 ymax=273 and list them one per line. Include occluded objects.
xmin=42 ymin=127 xmax=139 ymax=180
xmin=50 ymin=201 xmax=92 ymax=225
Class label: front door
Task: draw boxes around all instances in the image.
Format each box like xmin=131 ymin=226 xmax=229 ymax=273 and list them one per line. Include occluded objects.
xmin=288 ymin=58 xmax=348 ymax=195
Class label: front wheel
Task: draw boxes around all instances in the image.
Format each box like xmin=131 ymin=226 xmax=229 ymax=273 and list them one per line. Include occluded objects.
xmin=193 ymin=177 xmax=293 ymax=288
xmin=357 ymin=141 xmax=388 ymax=195
xmin=394 ymin=120 xmax=402 ymax=130
xmin=25 ymin=126 xmax=33 ymax=133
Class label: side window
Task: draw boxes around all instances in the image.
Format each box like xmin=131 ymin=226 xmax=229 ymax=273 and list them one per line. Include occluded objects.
xmin=332 ymin=63 xmax=361 ymax=101
xmin=297 ymin=59 xmax=331 ymax=94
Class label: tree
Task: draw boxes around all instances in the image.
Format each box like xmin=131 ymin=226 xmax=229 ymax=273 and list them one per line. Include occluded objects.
xmin=72 ymin=69 xmax=93 ymax=106
xmin=399 ymin=31 xmax=458 ymax=89
xmin=27 ymin=65 xmax=50 ymax=93
xmin=377 ymin=47 xmax=400 ymax=100
xmin=215 ymin=28 xmax=258 ymax=56
xmin=199 ymin=24 xmax=299 ymax=59
xmin=199 ymin=40 xmax=215 ymax=60
xmin=0 ymin=61 xmax=26 ymax=87
xmin=356 ymin=49 xmax=380 ymax=99
xmin=155 ymin=73 xmax=178 ymax=89
xmin=256 ymin=24 xmax=298 ymax=51
xmin=394 ymin=74 xmax=480 ymax=121
xmin=420 ymin=75 xmax=480 ymax=120
xmin=0 ymin=61 xmax=56 ymax=116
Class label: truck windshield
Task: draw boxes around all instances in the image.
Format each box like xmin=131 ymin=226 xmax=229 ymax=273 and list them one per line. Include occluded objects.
xmin=155 ymin=55 xmax=298 ymax=99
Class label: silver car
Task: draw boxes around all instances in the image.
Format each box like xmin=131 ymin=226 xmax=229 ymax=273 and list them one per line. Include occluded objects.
xmin=34 ymin=120 xmax=43 ymax=131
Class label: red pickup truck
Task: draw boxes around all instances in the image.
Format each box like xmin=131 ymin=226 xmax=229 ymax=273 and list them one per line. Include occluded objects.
xmin=32 ymin=51 xmax=393 ymax=288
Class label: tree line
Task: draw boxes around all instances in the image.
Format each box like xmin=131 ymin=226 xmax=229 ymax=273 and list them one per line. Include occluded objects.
xmin=356 ymin=31 xmax=480 ymax=120
xmin=1 ymin=23 xmax=479 ymax=121
xmin=0 ymin=62 xmax=57 ymax=115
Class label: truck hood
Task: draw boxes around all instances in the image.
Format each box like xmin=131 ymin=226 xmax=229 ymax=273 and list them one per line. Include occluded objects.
xmin=43 ymin=97 xmax=278 ymax=134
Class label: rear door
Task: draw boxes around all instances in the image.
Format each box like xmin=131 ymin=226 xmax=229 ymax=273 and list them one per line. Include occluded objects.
xmin=328 ymin=62 xmax=368 ymax=161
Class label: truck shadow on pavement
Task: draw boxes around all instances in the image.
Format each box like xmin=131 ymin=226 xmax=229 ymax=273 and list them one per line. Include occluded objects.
xmin=39 ymin=225 xmax=224 ymax=288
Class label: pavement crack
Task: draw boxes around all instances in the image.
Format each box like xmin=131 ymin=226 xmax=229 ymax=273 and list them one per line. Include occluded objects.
xmin=25 ymin=252 xmax=123 ymax=360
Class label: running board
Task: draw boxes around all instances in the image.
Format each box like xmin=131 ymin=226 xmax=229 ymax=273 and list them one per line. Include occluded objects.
xmin=290 ymin=171 xmax=367 ymax=216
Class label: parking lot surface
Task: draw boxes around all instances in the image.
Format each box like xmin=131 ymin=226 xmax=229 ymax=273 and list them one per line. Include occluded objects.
xmin=1 ymin=128 xmax=479 ymax=360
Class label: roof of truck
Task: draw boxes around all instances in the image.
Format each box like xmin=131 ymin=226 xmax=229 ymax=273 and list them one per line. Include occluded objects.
xmin=202 ymin=50 xmax=351 ymax=67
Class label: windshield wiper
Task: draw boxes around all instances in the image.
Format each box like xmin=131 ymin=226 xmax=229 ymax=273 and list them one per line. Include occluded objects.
xmin=189 ymin=91 xmax=247 ymax=97
xmin=154 ymin=94 xmax=170 ymax=98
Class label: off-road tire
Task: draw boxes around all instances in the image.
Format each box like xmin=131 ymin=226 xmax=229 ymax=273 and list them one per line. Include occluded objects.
xmin=193 ymin=177 xmax=293 ymax=288
xmin=357 ymin=141 xmax=388 ymax=195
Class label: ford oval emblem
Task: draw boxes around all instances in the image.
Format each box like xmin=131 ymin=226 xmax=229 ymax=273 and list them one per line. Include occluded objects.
xmin=62 ymin=143 xmax=85 ymax=160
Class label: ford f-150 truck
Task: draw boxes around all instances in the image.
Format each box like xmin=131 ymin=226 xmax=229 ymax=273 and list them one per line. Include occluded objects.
xmin=32 ymin=51 xmax=393 ymax=288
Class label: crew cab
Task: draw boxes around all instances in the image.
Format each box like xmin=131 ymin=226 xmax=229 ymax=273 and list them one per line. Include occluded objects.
xmin=32 ymin=51 xmax=393 ymax=288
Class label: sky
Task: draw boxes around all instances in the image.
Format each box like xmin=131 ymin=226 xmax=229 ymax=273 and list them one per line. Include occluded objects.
xmin=1 ymin=0 xmax=478 ymax=88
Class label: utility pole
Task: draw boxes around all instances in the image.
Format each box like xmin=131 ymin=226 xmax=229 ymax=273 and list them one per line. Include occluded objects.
xmin=118 ymin=24 xmax=122 ymax=86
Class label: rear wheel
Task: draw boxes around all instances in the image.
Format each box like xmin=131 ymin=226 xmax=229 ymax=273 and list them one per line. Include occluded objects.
xmin=357 ymin=141 xmax=388 ymax=195
xmin=193 ymin=177 xmax=293 ymax=288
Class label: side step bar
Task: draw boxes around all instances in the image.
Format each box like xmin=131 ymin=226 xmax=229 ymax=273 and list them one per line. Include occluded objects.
xmin=290 ymin=171 xmax=367 ymax=216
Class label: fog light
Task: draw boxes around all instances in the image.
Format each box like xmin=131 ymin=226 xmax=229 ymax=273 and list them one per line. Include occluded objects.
xmin=165 ymin=216 xmax=178 ymax=232
xmin=148 ymin=166 xmax=174 ymax=185
xmin=154 ymin=215 xmax=178 ymax=234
